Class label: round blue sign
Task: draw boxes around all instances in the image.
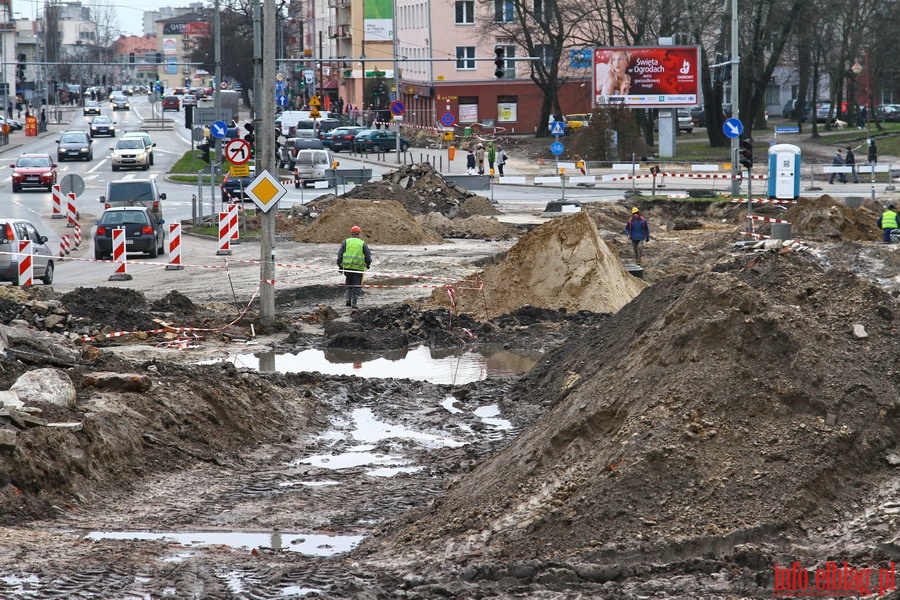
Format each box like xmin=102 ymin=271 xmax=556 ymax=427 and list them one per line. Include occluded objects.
xmin=210 ymin=120 xmax=228 ymax=139
xmin=390 ymin=100 xmax=405 ymax=116
xmin=440 ymin=112 xmax=457 ymax=127
xmin=550 ymin=141 xmax=564 ymax=156
xmin=723 ymin=118 xmax=744 ymax=139
xmin=276 ymin=94 xmax=288 ymax=107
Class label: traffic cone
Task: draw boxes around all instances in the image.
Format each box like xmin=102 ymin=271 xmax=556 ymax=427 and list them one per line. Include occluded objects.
xmin=538 ymin=157 xmax=546 ymax=165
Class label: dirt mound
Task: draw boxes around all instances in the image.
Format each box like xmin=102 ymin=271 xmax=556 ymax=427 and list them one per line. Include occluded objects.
xmin=416 ymin=212 xmax=517 ymax=240
xmin=782 ymin=195 xmax=881 ymax=241
xmin=337 ymin=163 xmax=482 ymax=217
xmin=425 ymin=211 xmax=647 ymax=318
xmin=368 ymin=252 xmax=900 ymax=564
xmin=291 ymin=199 xmax=444 ymax=245
xmin=59 ymin=287 xmax=157 ymax=332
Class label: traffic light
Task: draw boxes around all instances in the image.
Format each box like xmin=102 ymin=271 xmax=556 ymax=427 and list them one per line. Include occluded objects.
xmin=155 ymin=52 xmax=162 ymax=63
xmin=739 ymin=137 xmax=754 ymax=170
xmin=494 ymin=47 xmax=505 ymax=78
xmin=129 ymin=52 xmax=135 ymax=63
xmin=199 ymin=140 xmax=210 ymax=163
xmin=16 ymin=54 xmax=25 ymax=81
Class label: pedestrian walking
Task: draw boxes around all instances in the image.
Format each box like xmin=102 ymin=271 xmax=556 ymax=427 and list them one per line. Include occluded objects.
xmin=868 ymin=138 xmax=878 ymax=164
xmin=624 ymin=207 xmax=650 ymax=265
xmin=475 ymin=144 xmax=485 ymax=175
xmin=829 ymin=149 xmax=846 ymax=184
xmin=845 ymin=146 xmax=859 ymax=183
xmin=877 ymin=204 xmax=898 ymax=244
xmin=466 ymin=148 xmax=476 ymax=175
xmin=39 ymin=108 xmax=46 ymax=133
xmin=337 ymin=225 xmax=372 ymax=309
xmin=487 ymin=142 xmax=496 ymax=174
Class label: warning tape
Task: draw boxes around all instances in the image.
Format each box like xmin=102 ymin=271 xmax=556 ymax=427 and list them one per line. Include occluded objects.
xmin=747 ymin=215 xmax=791 ymax=224
xmin=264 ymin=278 xmax=484 ymax=291
xmin=608 ymin=172 xmax=767 ymax=182
xmin=731 ymin=198 xmax=797 ymax=204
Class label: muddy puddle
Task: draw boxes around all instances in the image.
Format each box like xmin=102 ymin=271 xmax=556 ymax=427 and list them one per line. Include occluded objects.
xmin=207 ymin=344 xmax=541 ymax=384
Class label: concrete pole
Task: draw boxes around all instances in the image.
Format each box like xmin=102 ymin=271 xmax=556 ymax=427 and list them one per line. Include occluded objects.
xmin=259 ymin=0 xmax=276 ymax=327
xmin=729 ymin=0 xmax=740 ymax=197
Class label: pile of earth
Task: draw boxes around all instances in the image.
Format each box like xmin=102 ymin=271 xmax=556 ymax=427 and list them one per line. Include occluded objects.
xmin=777 ymin=194 xmax=884 ymax=241
xmin=361 ymin=251 xmax=900 ymax=572
xmin=291 ymin=198 xmax=444 ymax=245
xmin=424 ymin=211 xmax=647 ymax=319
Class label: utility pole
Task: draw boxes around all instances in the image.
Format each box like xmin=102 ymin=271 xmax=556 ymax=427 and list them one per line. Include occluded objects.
xmin=729 ymin=0 xmax=740 ymax=197
xmin=258 ymin=0 xmax=276 ymax=326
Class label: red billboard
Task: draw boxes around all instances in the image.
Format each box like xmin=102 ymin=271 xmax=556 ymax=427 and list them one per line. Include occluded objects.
xmin=593 ymin=46 xmax=700 ymax=107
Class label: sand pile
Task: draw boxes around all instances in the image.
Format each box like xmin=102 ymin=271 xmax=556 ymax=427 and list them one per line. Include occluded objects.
xmin=291 ymin=199 xmax=444 ymax=245
xmin=416 ymin=212 xmax=517 ymax=240
xmin=426 ymin=211 xmax=647 ymax=318
xmin=368 ymin=251 xmax=900 ymax=565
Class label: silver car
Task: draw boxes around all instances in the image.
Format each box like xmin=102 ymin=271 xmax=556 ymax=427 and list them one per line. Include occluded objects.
xmin=0 ymin=218 xmax=55 ymax=285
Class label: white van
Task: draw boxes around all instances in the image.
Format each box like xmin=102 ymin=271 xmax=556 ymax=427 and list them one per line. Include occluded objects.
xmin=292 ymin=148 xmax=335 ymax=188
xmin=276 ymin=110 xmax=335 ymax=135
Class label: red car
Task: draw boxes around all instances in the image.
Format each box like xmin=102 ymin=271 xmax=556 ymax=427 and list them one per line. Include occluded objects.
xmin=11 ymin=153 xmax=57 ymax=192
xmin=162 ymin=96 xmax=180 ymax=112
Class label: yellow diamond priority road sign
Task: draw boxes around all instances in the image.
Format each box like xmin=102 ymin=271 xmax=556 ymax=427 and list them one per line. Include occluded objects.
xmin=246 ymin=169 xmax=287 ymax=213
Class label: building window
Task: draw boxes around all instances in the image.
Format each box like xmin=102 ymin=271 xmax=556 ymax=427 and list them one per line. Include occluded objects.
xmin=765 ymin=84 xmax=780 ymax=106
xmin=497 ymin=95 xmax=517 ymax=122
xmin=459 ymin=96 xmax=478 ymax=122
xmin=494 ymin=0 xmax=514 ymax=22
xmin=533 ymin=44 xmax=556 ymax=68
xmin=534 ymin=0 xmax=554 ymax=22
xmin=456 ymin=47 xmax=475 ymax=70
xmin=455 ymin=0 xmax=475 ymax=24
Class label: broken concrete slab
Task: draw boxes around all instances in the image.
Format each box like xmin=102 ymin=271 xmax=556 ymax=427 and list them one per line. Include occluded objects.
xmin=11 ymin=368 xmax=77 ymax=408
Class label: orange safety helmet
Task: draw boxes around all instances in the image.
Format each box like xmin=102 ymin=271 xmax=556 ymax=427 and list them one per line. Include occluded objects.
xmin=350 ymin=225 xmax=361 ymax=233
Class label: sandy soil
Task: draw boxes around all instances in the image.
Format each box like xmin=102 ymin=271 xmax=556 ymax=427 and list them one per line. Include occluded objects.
xmin=0 ymin=161 xmax=898 ymax=599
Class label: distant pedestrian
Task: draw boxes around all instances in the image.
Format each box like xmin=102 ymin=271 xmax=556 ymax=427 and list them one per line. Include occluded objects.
xmin=466 ymin=148 xmax=476 ymax=175
xmin=845 ymin=146 xmax=859 ymax=183
xmin=337 ymin=225 xmax=372 ymax=309
xmin=487 ymin=142 xmax=496 ymax=173
xmin=858 ymin=106 xmax=867 ymax=129
xmin=39 ymin=108 xmax=46 ymax=132
xmin=496 ymin=146 xmax=507 ymax=176
xmin=868 ymin=138 xmax=878 ymax=164
xmin=877 ymin=204 xmax=898 ymax=244
xmin=475 ymin=143 xmax=485 ymax=175
xmin=624 ymin=207 xmax=650 ymax=265
xmin=829 ymin=149 xmax=846 ymax=184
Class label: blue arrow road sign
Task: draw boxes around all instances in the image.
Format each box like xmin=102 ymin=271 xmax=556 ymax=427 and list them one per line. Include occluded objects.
xmin=550 ymin=121 xmax=566 ymax=136
xmin=550 ymin=141 xmax=564 ymax=155
xmin=210 ymin=120 xmax=227 ymax=139
xmin=723 ymin=118 xmax=743 ymax=138
xmin=276 ymin=94 xmax=288 ymax=107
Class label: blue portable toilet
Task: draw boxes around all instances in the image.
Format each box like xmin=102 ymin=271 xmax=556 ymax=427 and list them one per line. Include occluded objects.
xmin=767 ymin=143 xmax=801 ymax=199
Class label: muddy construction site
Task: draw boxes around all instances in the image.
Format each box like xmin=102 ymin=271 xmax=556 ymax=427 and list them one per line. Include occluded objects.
xmin=0 ymin=164 xmax=899 ymax=599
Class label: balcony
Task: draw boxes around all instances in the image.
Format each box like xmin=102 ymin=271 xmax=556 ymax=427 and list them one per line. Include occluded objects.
xmin=328 ymin=24 xmax=351 ymax=38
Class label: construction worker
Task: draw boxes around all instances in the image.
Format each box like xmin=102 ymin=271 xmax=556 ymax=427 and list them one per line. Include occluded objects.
xmin=337 ymin=225 xmax=372 ymax=308
xmin=624 ymin=207 xmax=650 ymax=265
xmin=877 ymin=204 xmax=898 ymax=244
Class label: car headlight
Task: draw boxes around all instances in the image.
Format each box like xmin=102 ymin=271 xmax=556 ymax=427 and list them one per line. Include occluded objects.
xmin=136 ymin=153 xmax=145 ymax=160
xmin=80 ymin=147 xmax=89 ymax=152
xmin=43 ymin=171 xmax=53 ymax=178
xmin=110 ymin=126 xmax=115 ymax=131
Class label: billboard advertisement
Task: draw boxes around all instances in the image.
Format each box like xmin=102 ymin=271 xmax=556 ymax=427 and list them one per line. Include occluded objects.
xmin=364 ymin=0 xmax=393 ymax=41
xmin=593 ymin=46 xmax=700 ymax=107
xmin=162 ymin=22 xmax=209 ymax=35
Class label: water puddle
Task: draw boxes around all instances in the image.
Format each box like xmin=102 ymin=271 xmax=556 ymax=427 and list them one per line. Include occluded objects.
xmin=81 ymin=530 xmax=362 ymax=557
xmin=207 ymin=344 xmax=540 ymax=384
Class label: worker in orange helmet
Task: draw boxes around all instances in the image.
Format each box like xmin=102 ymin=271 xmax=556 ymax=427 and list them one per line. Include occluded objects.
xmin=337 ymin=225 xmax=372 ymax=309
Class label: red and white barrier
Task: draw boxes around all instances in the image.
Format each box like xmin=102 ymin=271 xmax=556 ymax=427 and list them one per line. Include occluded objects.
xmin=108 ymin=228 xmax=132 ymax=281
xmin=17 ymin=240 xmax=32 ymax=286
xmin=59 ymin=235 xmax=70 ymax=256
xmin=166 ymin=223 xmax=184 ymax=270
xmin=731 ymin=198 xmax=797 ymax=204
xmin=216 ymin=212 xmax=231 ymax=255
xmin=73 ymin=223 xmax=81 ymax=247
xmin=229 ymin=203 xmax=240 ymax=245
xmin=51 ymin=185 xmax=64 ymax=219
xmin=66 ymin=192 xmax=77 ymax=229
xmin=748 ymin=215 xmax=791 ymax=224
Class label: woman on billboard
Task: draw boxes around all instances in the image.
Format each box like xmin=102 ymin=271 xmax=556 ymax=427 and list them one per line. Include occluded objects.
xmin=599 ymin=50 xmax=631 ymax=96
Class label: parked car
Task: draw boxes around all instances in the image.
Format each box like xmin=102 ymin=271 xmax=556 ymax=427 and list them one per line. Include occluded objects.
xmin=782 ymin=98 xmax=810 ymax=121
xmin=161 ymin=96 xmax=180 ymax=112
xmin=89 ymin=115 xmax=116 ymax=138
xmin=878 ymin=104 xmax=900 ymax=122
xmin=121 ymin=131 xmax=156 ymax=165
xmin=5 ymin=118 xmax=22 ymax=131
xmin=815 ymin=101 xmax=833 ymax=123
xmin=110 ymin=95 xmax=130 ymax=110
xmin=353 ymin=129 xmax=410 ymax=153
xmin=278 ymin=138 xmax=324 ymax=169
xmin=564 ymin=113 xmax=591 ymax=133
xmin=110 ymin=137 xmax=150 ymax=171
xmin=329 ymin=126 xmax=365 ymax=152
xmin=0 ymin=218 xmax=55 ymax=284
xmin=181 ymin=94 xmax=198 ymax=107
xmin=93 ymin=206 xmax=166 ymax=260
xmin=292 ymin=148 xmax=336 ymax=188
xmin=83 ymin=100 xmax=101 ymax=116
xmin=10 ymin=153 xmax=57 ymax=192
xmin=677 ymin=108 xmax=693 ymax=133
xmin=56 ymin=130 xmax=93 ymax=162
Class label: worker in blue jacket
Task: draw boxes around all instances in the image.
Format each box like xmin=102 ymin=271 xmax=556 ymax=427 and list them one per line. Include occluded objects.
xmin=624 ymin=207 xmax=650 ymax=265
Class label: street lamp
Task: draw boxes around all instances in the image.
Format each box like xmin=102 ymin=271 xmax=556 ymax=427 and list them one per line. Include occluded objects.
xmin=851 ymin=50 xmax=876 ymax=202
